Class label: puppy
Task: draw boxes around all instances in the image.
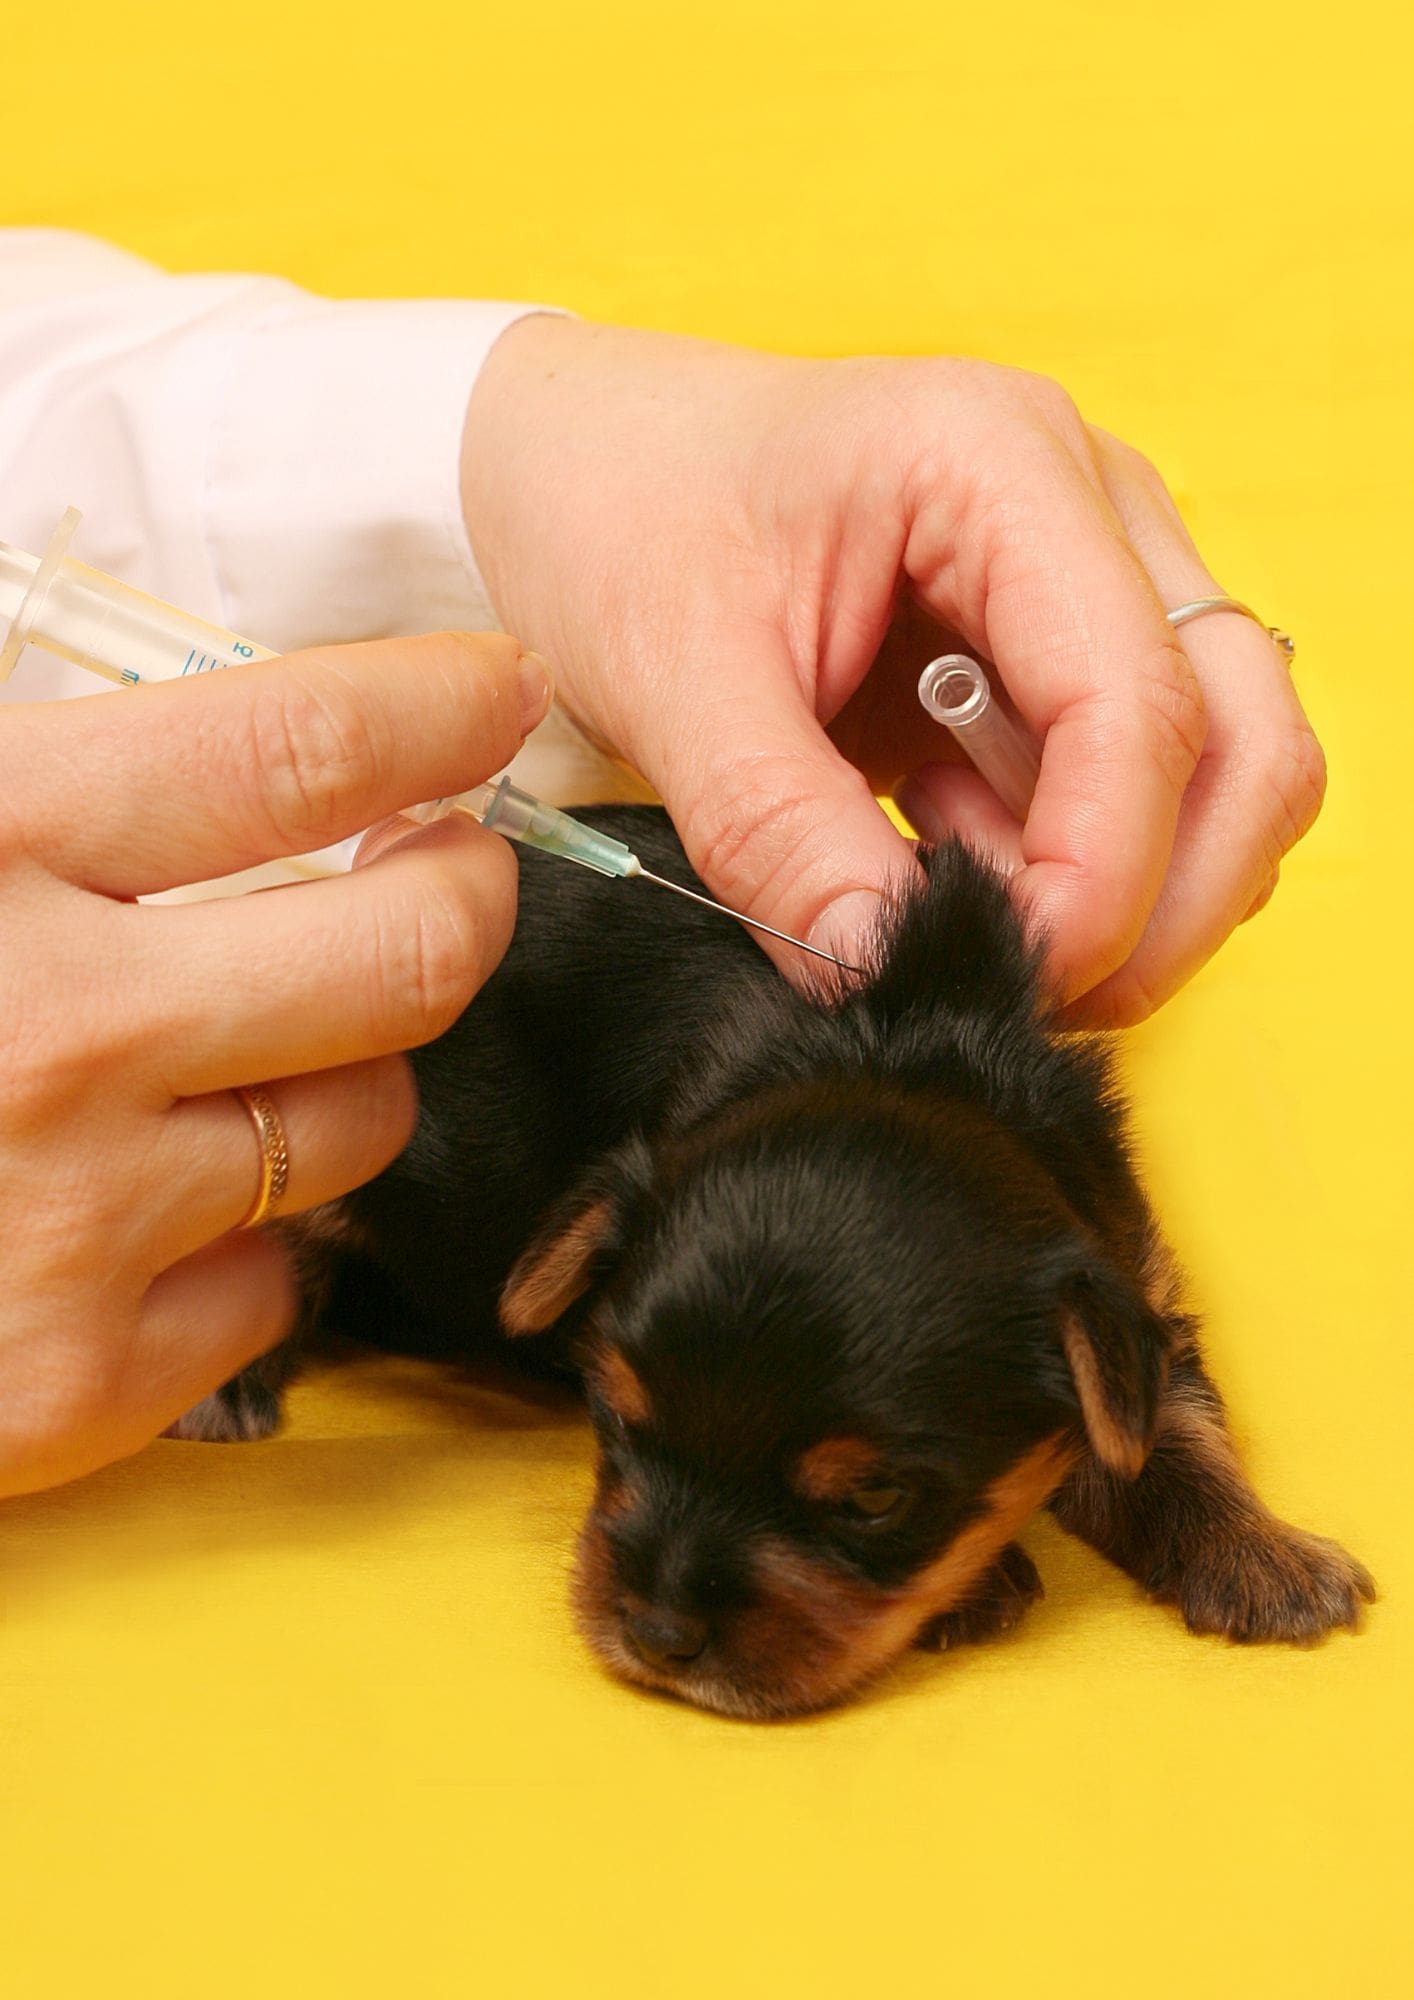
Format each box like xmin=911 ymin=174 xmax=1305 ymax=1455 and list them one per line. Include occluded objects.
xmin=178 ymin=809 xmax=1373 ymax=1716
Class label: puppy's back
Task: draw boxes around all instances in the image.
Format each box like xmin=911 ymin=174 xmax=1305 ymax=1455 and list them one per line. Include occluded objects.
xmin=343 ymin=810 xmax=1151 ymax=1349
xmin=343 ymin=809 xmax=767 ymax=1347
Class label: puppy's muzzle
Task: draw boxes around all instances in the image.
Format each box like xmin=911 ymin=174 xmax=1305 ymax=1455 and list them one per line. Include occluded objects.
xmin=620 ymin=1598 xmax=709 ymax=1671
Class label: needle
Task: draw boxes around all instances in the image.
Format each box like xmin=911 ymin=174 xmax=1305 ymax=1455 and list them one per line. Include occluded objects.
xmin=633 ymin=867 xmax=861 ymax=973
xmin=417 ymin=776 xmax=864 ymax=976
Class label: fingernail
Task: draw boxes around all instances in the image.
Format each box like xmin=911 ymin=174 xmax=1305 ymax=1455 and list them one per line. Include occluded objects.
xmin=808 ymin=889 xmax=885 ymax=963
xmin=517 ymin=650 xmax=554 ymax=733
xmin=353 ymin=813 xmax=422 ymax=869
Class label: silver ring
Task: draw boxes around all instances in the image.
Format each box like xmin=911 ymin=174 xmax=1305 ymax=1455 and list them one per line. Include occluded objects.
xmin=1166 ymin=596 xmax=1295 ymax=667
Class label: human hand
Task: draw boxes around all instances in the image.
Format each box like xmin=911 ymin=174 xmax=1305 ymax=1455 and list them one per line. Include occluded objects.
xmin=0 ymin=632 xmax=549 ymax=1498
xmin=461 ymin=317 xmax=1323 ymax=1023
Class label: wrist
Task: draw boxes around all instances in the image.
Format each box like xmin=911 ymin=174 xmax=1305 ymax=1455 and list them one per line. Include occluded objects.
xmin=458 ymin=313 xmax=597 ymax=627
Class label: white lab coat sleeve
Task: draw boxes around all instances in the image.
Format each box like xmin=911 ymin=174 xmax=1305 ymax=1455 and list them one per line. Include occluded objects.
xmin=0 ymin=228 xmax=551 ymax=702
xmin=0 ymin=230 xmax=645 ymax=861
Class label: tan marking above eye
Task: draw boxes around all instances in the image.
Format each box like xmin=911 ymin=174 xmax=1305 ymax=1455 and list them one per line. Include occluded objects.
xmin=593 ymin=1347 xmax=652 ymax=1428
xmin=796 ymin=1437 xmax=881 ymax=1502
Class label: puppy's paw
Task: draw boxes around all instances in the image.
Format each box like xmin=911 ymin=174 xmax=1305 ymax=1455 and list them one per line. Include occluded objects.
xmin=1163 ymin=1520 xmax=1375 ymax=1645
xmin=915 ymin=1542 xmax=1043 ymax=1651
xmin=164 ymin=1370 xmax=284 ymax=1444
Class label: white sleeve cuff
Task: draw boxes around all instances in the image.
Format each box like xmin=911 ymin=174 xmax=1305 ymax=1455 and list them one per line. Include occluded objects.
xmin=205 ymin=296 xmax=557 ymax=652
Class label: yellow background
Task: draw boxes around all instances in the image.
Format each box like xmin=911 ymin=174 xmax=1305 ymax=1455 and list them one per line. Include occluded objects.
xmin=4 ymin=3 xmax=1411 ymax=1993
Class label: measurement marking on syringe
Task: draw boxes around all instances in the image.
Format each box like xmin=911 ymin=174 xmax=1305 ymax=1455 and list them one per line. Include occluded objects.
xmin=2 ymin=510 xmax=274 ymax=690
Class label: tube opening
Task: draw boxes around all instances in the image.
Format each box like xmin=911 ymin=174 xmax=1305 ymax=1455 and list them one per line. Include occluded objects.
xmin=917 ymin=654 xmax=989 ymax=728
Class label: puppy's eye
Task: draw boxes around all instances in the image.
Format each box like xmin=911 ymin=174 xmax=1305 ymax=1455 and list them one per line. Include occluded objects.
xmin=846 ymin=1483 xmax=908 ymax=1523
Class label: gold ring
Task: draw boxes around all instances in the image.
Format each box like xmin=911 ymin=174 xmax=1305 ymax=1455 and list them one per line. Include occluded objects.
xmin=234 ymin=1085 xmax=290 ymax=1229
xmin=1166 ymin=596 xmax=1295 ymax=667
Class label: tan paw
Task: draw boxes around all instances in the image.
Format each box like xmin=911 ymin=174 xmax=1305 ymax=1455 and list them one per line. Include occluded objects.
xmin=1167 ymin=1519 xmax=1375 ymax=1644
xmin=164 ymin=1371 xmax=283 ymax=1443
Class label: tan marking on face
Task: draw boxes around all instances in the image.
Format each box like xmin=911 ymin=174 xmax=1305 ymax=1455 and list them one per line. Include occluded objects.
xmin=571 ymin=1432 xmax=1078 ymax=1718
xmin=596 ymin=1472 xmax=639 ymax=1522
xmin=795 ymin=1437 xmax=880 ymax=1502
xmin=761 ymin=1433 xmax=1079 ymax=1706
xmin=572 ymin=1516 xmax=625 ymax=1660
xmin=731 ymin=1547 xmax=900 ymax=1714
xmin=571 ymin=1514 xmax=865 ymax=1720
xmin=593 ymin=1347 xmax=652 ymax=1428
xmin=1061 ymin=1315 xmax=1147 ymax=1477
xmin=499 ymin=1197 xmax=612 ymax=1335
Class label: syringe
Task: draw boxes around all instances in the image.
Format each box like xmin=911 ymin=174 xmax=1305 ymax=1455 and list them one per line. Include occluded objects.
xmin=1 ymin=507 xmax=274 ymax=685
xmin=406 ymin=779 xmax=859 ymax=968
xmin=1 ymin=508 xmax=857 ymax=972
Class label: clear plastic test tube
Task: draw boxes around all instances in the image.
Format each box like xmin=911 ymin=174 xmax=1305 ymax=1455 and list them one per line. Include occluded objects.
xmin=916 ymin=654 xmax=1042 ymax=822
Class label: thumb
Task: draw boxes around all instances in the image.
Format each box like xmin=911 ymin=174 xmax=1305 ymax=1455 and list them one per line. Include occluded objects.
xmin=650 ymin=655 xmax=921 ymax=980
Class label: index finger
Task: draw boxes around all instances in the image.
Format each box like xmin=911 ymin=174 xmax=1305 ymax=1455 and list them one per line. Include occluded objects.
xmin=911 ymin=419 xmax=1207 ymax=1000
xmin=2 ymin=631 xmax=549 ymax=897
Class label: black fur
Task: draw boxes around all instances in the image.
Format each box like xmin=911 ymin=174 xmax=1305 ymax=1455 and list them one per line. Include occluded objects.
xmin=181 ymin=808 xmax=1372 ymax=1715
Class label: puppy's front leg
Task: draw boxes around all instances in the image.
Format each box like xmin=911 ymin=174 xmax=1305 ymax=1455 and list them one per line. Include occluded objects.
xmin=915 ymin=1542 xmax=1044 ymax=1651
xmin=163 ymin=1208 xmax=348 ymax=1444
xmin=1050 ymin=1346 xmax=1374 ymax=1642
xmin=163 ymin=1340 xmax=299 ymax=1442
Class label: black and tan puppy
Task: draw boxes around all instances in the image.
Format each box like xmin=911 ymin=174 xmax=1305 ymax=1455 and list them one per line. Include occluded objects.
xmin=182 ymin=808 xmax=1372 ymax=1716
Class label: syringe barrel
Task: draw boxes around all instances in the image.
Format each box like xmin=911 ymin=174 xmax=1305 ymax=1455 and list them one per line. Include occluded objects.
xmin=0 ymin=536 xmax=273 ymax=686
xmin=916 ymin=654 xmax=1041 ymax=821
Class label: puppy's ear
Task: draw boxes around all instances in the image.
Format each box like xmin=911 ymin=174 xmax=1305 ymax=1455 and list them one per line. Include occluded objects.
xmin=1059 ymin=1265 xmax=1170 ymax=1478
xmin=499 ymin=1139 xmax=653 ymax=1337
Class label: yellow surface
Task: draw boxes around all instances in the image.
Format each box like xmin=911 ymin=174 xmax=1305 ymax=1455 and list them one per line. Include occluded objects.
xmin=5 ymin=3 xmax=1412 ymax=1993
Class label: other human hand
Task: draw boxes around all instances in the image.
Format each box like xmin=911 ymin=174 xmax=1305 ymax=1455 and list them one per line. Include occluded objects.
xmin=462 ymin=317 xmax=1323 ymax=1022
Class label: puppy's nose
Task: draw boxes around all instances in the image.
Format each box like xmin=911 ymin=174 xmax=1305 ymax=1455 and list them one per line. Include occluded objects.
xmin=622 ymin=1606 xmax=709 ymax=1671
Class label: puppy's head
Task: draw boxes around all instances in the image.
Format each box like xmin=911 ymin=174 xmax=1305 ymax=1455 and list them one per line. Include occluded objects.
xmin=501 ymin=1085 xmax=1168 ymax=1717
